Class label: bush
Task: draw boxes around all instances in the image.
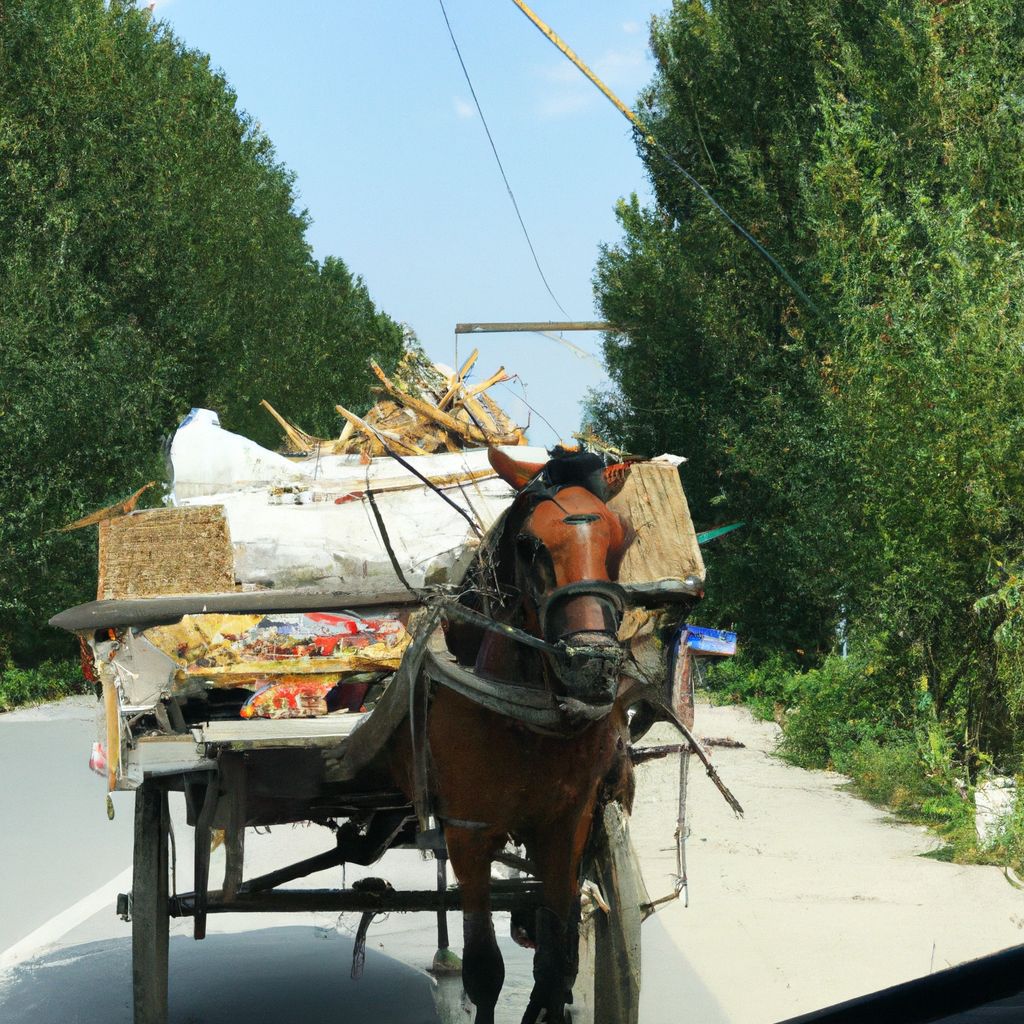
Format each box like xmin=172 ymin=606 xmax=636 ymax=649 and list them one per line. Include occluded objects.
xmin=705 ymin=647 xmax=916 ymax=769
xmin=0 ymin=659 xmax=89 ymax=712
xmin=703 ymin=652 xmax=793 ymax=722
xmin=707 ymin=649 xmax=979 ymax=855
xmin=989 ymin=789 xmax=1024 ymax=875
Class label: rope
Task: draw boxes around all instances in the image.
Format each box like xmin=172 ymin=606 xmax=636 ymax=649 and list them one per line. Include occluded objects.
xmin=437 ymin=0 xmax=571 ymax=319
xmin=365 ymin=487 xmax=418 ymax=596
xmin=367 ymin=425 xmax=484 ymax=539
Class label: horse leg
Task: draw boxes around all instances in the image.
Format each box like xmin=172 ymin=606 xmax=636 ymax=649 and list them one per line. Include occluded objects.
xmin=520 ymin=811 xmax=593 ymax=1024
xmin=446 ymin=827 xmax=506 ymax=1024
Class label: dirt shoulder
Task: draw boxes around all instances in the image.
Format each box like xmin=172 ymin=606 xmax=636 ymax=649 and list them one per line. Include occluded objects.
xmin=630 ymin=699 xmax=1024 ymax=1023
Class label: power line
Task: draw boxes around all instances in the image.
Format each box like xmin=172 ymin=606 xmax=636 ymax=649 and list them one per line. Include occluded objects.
xmin=509 ymin=0 xmax=821 ymax=321
xmin=437 ymin=0 xmax=571 ymax=319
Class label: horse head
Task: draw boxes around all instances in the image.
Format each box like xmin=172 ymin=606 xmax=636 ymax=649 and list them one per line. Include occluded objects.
xmin=487 ymin=446 xmax=633 ymax=715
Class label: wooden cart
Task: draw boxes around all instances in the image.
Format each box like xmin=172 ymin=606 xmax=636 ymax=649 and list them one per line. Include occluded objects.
xmin=52 ymin=590 xmax=652 ymax=1024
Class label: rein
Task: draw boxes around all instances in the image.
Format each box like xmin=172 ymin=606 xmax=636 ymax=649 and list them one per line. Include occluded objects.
xmin=432 ymin=596 xmax=621 ymax=728
xmin=437 ymin=596 xmax=561 ymax=658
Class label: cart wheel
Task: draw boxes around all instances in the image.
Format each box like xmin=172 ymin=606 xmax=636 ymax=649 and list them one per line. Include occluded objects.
xmin=132 ymin=781 xmax=170 ymax=1024
xmin=588 ymin=801 xmax=646 ymax=1024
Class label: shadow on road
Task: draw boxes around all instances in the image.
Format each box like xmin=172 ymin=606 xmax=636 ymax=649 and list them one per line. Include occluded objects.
xmin=0 ymin=926 xmax=453 ymax=1023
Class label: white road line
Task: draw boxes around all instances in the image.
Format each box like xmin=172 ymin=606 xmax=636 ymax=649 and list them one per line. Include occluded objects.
xmin=0 ymin=866 xmax=132 ymax=973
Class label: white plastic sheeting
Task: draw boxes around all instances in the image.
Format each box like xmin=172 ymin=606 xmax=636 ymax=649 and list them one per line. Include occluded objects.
xmin=975 ymin=775 xmax=1017 ymax=847
xmin=169 ymin=409 xmax=546 ymax=595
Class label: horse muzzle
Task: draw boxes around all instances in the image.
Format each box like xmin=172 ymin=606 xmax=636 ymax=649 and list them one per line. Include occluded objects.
xmin=540 ymin=579 xmax=625 ymax=641
xmin=541 ymin=581 xmax=626 ymax=715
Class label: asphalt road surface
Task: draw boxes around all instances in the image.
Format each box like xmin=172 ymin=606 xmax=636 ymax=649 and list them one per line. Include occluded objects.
xmin=0 ymin=696 xmax=132 ymax=953
xmin=0 ymin=696 xmax=521 ymax=1023
xmin=0 ymin=695 xmax=720 ymax=1024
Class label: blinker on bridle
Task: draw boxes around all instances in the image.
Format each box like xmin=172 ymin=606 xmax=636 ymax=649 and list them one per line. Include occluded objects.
xmin=513 ymin=487 xmax=626 ymax=644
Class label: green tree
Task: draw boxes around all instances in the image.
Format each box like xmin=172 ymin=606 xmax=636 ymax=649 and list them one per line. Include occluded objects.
xmin=0 ymin=0 xmax=402 ymax=665
xmin=593 ymin=0 xmax=1024 ymax=761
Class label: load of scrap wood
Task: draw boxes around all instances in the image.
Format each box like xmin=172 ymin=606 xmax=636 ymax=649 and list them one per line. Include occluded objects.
xmin=260 ymin=346 xmax=526 ymax=459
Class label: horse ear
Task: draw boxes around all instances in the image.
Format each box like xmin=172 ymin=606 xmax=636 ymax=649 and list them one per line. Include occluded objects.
xmin=488 ymin=447 xmax=544 ymax=491
xmin=602 ymin=462 xmax=632 ymax=499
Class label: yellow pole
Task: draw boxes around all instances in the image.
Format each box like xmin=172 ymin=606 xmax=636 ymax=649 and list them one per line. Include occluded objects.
xmin=509 ymin=0 xmax=820 ymax=316
xmin=508 ymin=0 xmax=654 ymax=143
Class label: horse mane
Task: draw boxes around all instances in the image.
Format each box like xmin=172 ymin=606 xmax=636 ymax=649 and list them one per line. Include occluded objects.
xmin=534 ymin=447 xmax=610 ymax=501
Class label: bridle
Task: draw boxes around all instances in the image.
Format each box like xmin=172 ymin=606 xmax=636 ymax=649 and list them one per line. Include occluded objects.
xmin=539 ymin=578 xmax=625 ymax=644
xmin=497 ymin=480 xmax=629 ymax=711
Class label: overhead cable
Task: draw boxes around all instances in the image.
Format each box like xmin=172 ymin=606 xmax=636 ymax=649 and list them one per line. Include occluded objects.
xmin=509 ymin=0 xmax=820 ymax=319
xmin=437 ymin=0 xmax=571 ymax=319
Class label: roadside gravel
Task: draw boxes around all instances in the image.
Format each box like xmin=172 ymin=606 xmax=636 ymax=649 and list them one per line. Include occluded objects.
xmin=631 ymin=699 xmax=1024 ymax=1023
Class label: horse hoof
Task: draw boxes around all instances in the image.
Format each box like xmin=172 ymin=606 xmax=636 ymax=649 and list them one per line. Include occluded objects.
xmin=520 ymin=1000 xmax=565 ymax=1024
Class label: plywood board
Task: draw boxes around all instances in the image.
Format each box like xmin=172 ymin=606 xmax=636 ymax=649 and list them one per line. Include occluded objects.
xmin=608 ymin=463 xmax=705 ymax=584
xmin=98 ymin=506 xmax=235 ymax=599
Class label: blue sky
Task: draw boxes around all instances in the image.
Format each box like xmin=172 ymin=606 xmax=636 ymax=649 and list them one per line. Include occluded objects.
xmin=147 ymin=1 xmax=662 ymax=445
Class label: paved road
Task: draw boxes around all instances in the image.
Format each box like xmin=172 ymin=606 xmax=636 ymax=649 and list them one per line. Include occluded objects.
xmin=0 ymin=695 xmax=724 ymax=1023
xmin=0 ymin=697 xmax=133 ymax=951
xmin=0 ymin=929 xmax=445 ymax=1024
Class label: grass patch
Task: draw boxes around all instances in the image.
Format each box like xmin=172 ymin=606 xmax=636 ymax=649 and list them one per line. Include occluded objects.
xmin=0 ymin=659 xmax=90 ymax=712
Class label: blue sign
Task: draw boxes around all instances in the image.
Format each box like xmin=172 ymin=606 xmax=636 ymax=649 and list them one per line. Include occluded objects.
xmin=683 ymin=624 xmax=737 ymax=657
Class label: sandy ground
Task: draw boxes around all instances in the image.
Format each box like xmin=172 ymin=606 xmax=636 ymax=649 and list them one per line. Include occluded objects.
xmin=630 ymin=698 xmax=1024 ymax=1023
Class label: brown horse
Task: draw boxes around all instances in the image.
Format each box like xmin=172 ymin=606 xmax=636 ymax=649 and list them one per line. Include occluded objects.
xmin=388 ymin=447 xmax=636 ymax=1024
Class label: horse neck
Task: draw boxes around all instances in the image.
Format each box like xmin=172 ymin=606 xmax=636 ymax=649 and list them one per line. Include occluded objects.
xmin=464 ymin=509 xmax=551 ymax=684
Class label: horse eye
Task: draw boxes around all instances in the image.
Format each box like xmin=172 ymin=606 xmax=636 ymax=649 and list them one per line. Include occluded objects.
xmin=562 ymin=514 xmax=600 ymax=525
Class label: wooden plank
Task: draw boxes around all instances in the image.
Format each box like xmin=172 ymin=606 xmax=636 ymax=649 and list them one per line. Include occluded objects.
xmin=591 ymin=801 xmax=647 ymax=1024
xmin=170 ymin=882 xmax=545 ymax=916
xmin=608 ymin=463 xmax=704 ymax=584
xmin=369 ymin=361 xmax=493 ymax=445
xmin=50 ymin=588 xmax=420 ymax=632
xmin=132 ymin=782 xmax=169 ymax=1024
xmin=455 ymin=321 xmax=611 ymax=333
xmin=197 ymin=715 xmax=365 ymax=744
xmin=334 ymin=403 xmax=429 ymax=455
xmin=100 ymin=506 xmax=235 ymax=600
xmin=438 ymin=348 xmax=479 ymax=409
xmin=221 ymin=754 xmax=246 ymax=900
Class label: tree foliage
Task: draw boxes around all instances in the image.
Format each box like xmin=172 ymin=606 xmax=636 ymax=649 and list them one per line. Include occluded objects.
xmin=0 ymin=0 xmax=403 ymax=664
xmin=592 ymin=0 xmax=1024 ymax=763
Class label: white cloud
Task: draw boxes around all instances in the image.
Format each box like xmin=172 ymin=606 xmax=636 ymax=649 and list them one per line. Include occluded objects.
xmin=595 ymin=48 xmax=646 ymax=86
xmin=542 ymin=62 xmax=581 ymax=85
xmin=538 ymin=90 xmax=592 ymax=119
xmin=622 ymin=20 xmax=642 ymax=34
xmin=453 ymin=97 xmax=476 ymax=120
xmin=535 ymin=48 xmax=649 ymax=119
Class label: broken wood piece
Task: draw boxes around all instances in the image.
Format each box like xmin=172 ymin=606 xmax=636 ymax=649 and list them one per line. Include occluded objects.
xmin=335 ymin=404 xmax=430 ymax=456
xmin=466 ymin=367 xmax=511 ymax=397
xmin=572 ymin=430 xmax=639 ymax=461
xmin=369 ymin=361 xmax=492 ymax=445
xmin=459 ymin=391 xmax=499 ymax=434
xmin=481 ymin=394 xmax=527 ymax=445
xmin=258 ymin=397 xmax=321 ymax=450
xmin=60 ymin=481 xmax=156 ymax=532
xmin=439 ymin=349 xmax=480 ymax=409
